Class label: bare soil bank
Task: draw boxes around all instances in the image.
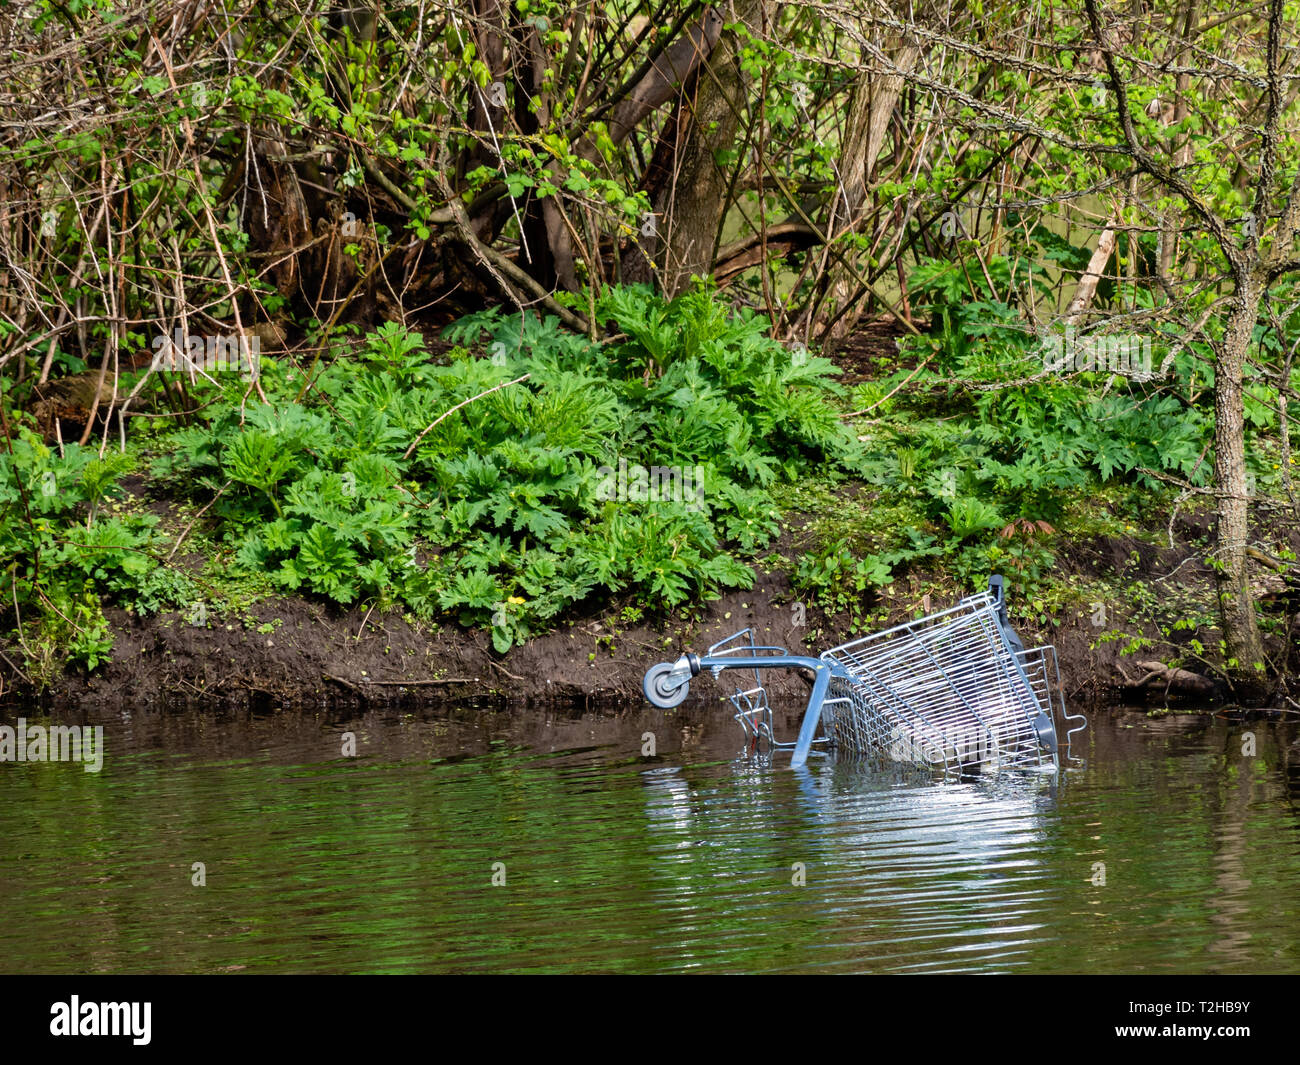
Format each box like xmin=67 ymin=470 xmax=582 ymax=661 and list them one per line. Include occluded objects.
xmin=25 ymin=529 xmax=1297 ymax=716
xmin=10 ymin=318 xmax=1297 ymax=715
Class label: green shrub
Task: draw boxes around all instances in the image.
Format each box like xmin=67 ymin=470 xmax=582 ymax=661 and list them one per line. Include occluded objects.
xmin=0 ymin=419 xmax=187 ymax=680
xmin=145 ymin=285 xmax=861 ymax=650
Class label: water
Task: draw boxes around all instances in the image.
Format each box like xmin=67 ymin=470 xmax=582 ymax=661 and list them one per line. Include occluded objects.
xmin=1 ymin=700 xmax=1297 ymax=974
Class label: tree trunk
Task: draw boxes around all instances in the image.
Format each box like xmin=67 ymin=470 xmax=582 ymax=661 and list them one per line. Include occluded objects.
xmin=511 ymin=18 xmax=580 ymax=291
xmin=656 ymin=0 xmax=769 ymax=296
xmin=1214 ymin=281 xmax=1268 ymax=693
xmin=824 ymin=36 xmax=920 ymax=337
xmin=464 ymin=0 xmax=508 ymax=242
xmin=1157 ymin=0 xmax=1196 ymax=291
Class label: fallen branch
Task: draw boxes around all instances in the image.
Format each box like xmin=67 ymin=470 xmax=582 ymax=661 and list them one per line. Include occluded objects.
xmin=1126 ymin=659 xmax=1219 ymax=699
xmin=323 ymin=672 xmax=365 ymax=695
xmin=714 ymin=222 xmax=821 ymax=284
xmin=167 ymin=480 xmax=233 ymax=561
xmin=402 ymin=373 xmax=531 ymax=460
xmin=841 ymin=352 xmax=933 ymax=418
xmin=1246 ymin=545 xmax=1290 ymax=571
xmin=486 ymin=657 xmax=526 ymax=682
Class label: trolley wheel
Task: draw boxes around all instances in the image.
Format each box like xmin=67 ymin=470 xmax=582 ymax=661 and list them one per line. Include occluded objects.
xmin=1032 ymin=711 xmax=1058 ymax=754
xmin=644 ymin=662 xmax=689 ymax=709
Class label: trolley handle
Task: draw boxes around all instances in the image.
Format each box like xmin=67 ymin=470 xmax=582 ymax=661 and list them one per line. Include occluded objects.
xmin=707 ymin=627 xmax=788 ymax=658
xmin=642 ymin=651 xmax=846 ymax=768
xmin=707 ymin=644 xmax=790 ymax=658
xmin=987 ymin=573 xmax=1026 ymax=655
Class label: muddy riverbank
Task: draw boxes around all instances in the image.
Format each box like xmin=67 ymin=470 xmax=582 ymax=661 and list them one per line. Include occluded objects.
xmin=25 ymin=553 xmax=1294 ymax=714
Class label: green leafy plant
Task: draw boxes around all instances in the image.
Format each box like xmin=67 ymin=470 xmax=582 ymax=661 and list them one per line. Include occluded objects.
xmin=132 ymin=291 xmax=860 ymax=650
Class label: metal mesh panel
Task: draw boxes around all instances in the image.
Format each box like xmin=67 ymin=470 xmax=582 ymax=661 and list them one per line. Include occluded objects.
xmin=818 ymin=594 xmax=1058 ymax=770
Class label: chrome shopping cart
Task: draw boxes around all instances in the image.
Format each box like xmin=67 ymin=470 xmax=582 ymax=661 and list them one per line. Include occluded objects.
xmin=642 ymin=576 xmax=1085 ymax=773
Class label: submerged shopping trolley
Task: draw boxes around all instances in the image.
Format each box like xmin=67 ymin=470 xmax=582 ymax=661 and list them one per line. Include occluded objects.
xmin=642 ymin=576 xmax=1086 ymax=773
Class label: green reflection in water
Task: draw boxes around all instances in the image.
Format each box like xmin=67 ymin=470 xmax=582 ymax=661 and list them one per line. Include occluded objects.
xmin=0 ymin=705 xmax=1297 ymax=973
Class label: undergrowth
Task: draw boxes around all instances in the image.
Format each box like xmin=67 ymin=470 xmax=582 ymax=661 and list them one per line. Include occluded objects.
xmin=1 ymin=276 xmax=1293 ymax=685
xmin=1 ymin=284 xmax=863 ymax=678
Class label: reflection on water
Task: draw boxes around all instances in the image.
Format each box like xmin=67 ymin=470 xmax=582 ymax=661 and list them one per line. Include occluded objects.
xmin=0 ymin=699 xmax=1297 ymax=973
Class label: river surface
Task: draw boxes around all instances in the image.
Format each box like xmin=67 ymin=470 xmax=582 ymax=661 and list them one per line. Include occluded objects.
xmin=1 ymin=698 xmax=1298 ymax=974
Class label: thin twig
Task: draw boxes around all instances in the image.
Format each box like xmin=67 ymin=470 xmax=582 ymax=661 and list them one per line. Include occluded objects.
xmin=402 ymin=373 xmax=530 ymax=460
